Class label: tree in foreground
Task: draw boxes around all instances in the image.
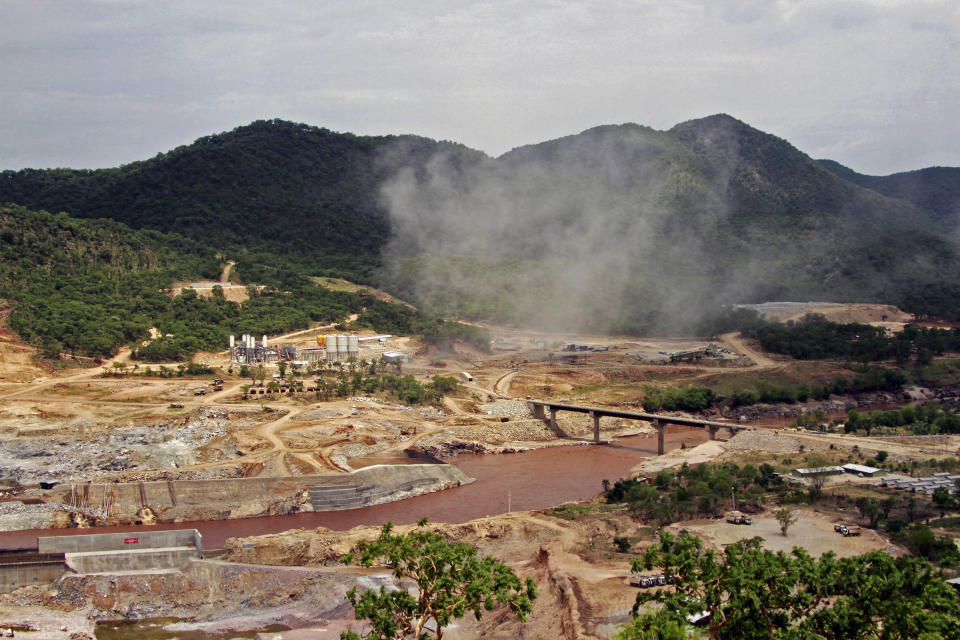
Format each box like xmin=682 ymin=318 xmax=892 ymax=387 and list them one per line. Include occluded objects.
xmin=618 ymin=531 xmax=960 ymax=640
xmin=340 ymin=520 xmax=537 ymax=639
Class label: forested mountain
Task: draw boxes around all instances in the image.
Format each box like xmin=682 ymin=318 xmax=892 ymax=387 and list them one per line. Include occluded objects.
xmin=0 ymin=204 xmax=488 ymax=359
xmin=818 ymin=159 xmax=960 ymax=227
xmin=381 ymin=114 xmax=960 ymax=332
xmin=2 ymin=115 xmax=959 ymax=340
xmin=0 ymin=120 xmax=472 ymax=283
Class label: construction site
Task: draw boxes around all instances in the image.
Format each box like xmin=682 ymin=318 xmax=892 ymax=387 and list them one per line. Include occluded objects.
xmin=228 ymin=333 xmax=395 ymax=365
xmin=1 ymin=301 xmax=959 ymax=638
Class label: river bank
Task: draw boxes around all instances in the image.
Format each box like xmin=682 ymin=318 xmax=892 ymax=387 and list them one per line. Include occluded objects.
xmin=0 ymin=427 xmax=707 ymax=550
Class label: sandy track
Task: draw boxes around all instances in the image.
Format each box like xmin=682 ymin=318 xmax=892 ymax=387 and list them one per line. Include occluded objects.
xmin=719 ymin=332 xmax=780 ymax=369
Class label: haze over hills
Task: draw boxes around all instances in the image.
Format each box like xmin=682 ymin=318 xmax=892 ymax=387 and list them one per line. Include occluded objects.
xmin=818 ymin=159 xmax=960 ymax=229
xmin=2 ymin=114 xmax=959 ymax=342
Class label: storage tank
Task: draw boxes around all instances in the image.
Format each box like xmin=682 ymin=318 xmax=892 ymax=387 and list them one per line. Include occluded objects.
xmin=348 ymin=335 xmax=359 ymax=355
xmin=262 ymin=335 xmax=268 ymax=348
xmin=229 ymin=335 xmax=235 ymax=348
xmin=337 ymin=335 xmax=348 ymax=352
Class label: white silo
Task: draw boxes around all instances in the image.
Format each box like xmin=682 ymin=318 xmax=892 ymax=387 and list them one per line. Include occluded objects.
xmin=262 ymin=335 xmax=268 ymax=348
xmin=348 ymin=335 xmax=359 ymax=359
xmin=229 ymin=335 xmax=235 ymax=348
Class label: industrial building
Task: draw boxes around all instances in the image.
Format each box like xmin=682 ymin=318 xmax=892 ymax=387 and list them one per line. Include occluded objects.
xmin=230 ymin=333 xmax=395 ymax=365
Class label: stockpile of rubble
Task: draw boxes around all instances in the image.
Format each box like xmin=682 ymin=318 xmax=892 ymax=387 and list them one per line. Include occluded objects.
xmin=478 ymin=399 xmax=532 ymax=419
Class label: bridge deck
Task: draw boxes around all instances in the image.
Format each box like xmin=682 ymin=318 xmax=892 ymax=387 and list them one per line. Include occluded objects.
xmin=527 ymin=399 xmax=748 ymax=454
xmin=527 ymin=400 xmax=741 ymax=430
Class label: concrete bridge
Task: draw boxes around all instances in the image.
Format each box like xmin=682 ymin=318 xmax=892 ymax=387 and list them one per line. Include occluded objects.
xmin=527 ymin=400 xmax=750 ymax=454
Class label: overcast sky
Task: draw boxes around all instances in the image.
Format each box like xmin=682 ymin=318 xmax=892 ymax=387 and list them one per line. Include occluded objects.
xmin=1 ymin=0 xmax=957 ymax=174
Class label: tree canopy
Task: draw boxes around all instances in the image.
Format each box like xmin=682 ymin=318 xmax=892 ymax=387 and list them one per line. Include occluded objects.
xmin=620 ymin=531 xmax=960 ymax=640
xmin=340 ymin=521 xmax=537 ymax=640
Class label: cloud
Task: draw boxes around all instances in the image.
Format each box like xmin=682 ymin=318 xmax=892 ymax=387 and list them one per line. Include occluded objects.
xmin=0 ymin=0 xmax=957 ymax=173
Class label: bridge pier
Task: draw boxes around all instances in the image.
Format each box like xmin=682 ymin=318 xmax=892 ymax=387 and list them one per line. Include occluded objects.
xmin=654 ymin=419 xmax=664 ymax=455
xmin=529 ymin=402 xmax=546 ymax=420
xmin=549 ymin=407 xmax=558 ymax=435
xmin=708 ymin=425 xmax=718 ymax=441
xmin=590 ymin=411 xmax=600 ymax=443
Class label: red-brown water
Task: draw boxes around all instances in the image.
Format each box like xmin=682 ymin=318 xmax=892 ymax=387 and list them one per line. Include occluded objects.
xmin=0 ymin=428 xmax=707 ymax=551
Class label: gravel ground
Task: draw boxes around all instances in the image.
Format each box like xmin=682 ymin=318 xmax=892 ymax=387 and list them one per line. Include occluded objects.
xmin=726 ymin=430 xmax=829 ymax=454
xmin=0 ymin=407 xmax=241 ymax=483
xmin=478 ymin=399 xmax=532 ymax=419
xmin=0 ymin=501 xmax=63 ymax=530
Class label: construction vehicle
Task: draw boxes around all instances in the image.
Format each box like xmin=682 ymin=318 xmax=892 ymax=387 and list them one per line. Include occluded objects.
xmin=842 ymin=525 xmax=862 ymax=537
xmin=629 ymin=574 xmax=674 ymax=588
xmin=726 ymin=511 xmax=752 ymax=525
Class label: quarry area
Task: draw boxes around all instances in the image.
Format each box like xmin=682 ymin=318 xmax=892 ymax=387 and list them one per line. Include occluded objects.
xmin=1 ymin=302 xmax=959 ymax=638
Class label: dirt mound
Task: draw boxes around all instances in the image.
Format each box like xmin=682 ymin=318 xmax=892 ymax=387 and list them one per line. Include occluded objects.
xmin=221 ymin=516 xmax=557 ymax=566
xmin=740 ymin=302 xmax=913 ymax=326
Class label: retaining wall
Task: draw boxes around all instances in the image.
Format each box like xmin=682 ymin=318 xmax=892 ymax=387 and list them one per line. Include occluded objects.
xmin=44 ymin=464 xmax=474 ymax=521
xmin=309 ymin=464 xmax=472 ymax=511
xmin=65 ymin=547 xmax=198 ymax=573
xmin=38 ymin=529 xmax=202 ymax=555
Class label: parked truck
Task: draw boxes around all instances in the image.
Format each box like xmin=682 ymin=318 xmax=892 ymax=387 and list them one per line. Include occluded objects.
xmin=726 ymin=511 xmax=752 ymax=525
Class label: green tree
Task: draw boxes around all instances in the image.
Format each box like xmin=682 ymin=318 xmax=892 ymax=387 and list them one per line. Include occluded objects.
xmin=621 ymin=531 xmax=960 ymax=640
xmin=775 ymin=508 xmax=796 ymax=536
xmin=340 ymin=521 xmax=537 ymax=640
xmin=933 ymin=487 xmax=957 ymax=519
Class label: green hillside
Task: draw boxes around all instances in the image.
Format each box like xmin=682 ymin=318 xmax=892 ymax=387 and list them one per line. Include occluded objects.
xmin=0 ymin=120 xmax=472 ymax=283
xmin=382 ymin=115 xmax=959 ymax=332
xmin=2 ymin=115 xmax=959 ymax=338
xmin=0 ymin=204 xmax=219 ymax=355
xmin=0 ymin=204 xmax=488 ymax=360
xmin=818 ymin=159 xmax=960 ymax=226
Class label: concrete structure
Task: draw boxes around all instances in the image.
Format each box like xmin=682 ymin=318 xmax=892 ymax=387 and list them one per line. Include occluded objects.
xmin=38 ymin=529 xmax=202 ymax=555
xmin=527 ymin=400 xmax=748 ymax=453
xmin=0 ymin=550 xmax=67 ymax=593
xmin=46 ymin=465 xmax=473 ymax=522
xmin=38 ymin=529 xmax=202 ymax=574
xmin=308 ymin=464 xmax=472 ymax=511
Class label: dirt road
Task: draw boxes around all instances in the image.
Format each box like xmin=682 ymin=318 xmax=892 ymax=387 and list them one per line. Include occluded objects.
xmin=719 ymin=332 xmax=780 ymax=369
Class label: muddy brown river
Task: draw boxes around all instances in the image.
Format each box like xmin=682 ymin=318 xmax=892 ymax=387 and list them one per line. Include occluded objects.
xmin=0 ymin=428 xmax=707 ymax=550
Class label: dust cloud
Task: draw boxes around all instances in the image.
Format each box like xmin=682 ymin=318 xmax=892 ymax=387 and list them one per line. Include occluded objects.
xmin=375 ymin=121 xmax=763 ymax=335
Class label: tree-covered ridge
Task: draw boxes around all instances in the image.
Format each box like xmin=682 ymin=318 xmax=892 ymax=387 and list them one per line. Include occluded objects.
xmin=0 ymin=204 xmax=219 ymax=355
xmin=0 ymin=120 xmax=474 ymax=283
xmin=3 ymin=115 xmax=959 ymax=333
xmin=390 ymin=115 xmax=960 ymax=333
xmin=0 ymin=204 xmax=487 ymax=360
xmin=819 ymin=159 xmax=960 ymax=227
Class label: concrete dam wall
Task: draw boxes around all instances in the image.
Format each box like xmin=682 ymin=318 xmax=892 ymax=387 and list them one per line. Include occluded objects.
xmin=43 ymin=464 xmax=473 ymax=523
